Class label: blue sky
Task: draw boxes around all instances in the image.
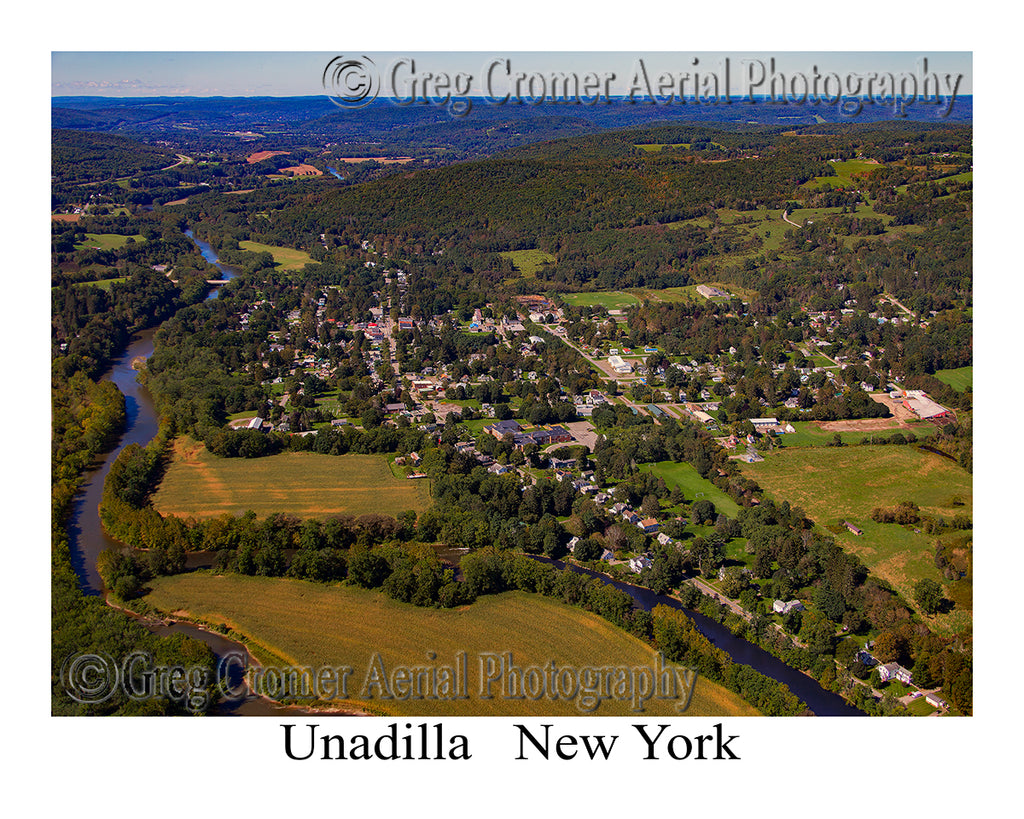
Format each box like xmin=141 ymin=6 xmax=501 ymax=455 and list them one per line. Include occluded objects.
xmin=52 ymin=52 xmax=972 ymax=98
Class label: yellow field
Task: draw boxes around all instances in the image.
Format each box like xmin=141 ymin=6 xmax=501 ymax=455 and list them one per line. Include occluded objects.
xmin=144 ymin=573 xmax=760 ymax=717
xmin=152 ymin=439 xmax=431 ymax=519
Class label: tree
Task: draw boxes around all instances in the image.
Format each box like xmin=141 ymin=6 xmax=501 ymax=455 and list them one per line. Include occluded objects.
xmin=913 ymin=578 xmax=945 ymax=615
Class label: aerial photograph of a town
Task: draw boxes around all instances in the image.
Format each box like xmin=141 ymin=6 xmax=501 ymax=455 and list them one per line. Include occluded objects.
xmin=37 ymin=35 xmax=1004 ymax=812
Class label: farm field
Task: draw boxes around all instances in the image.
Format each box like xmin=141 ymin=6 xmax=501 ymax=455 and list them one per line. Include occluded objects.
xmin=934 ymin=366 xmax=972 ymax=392
xmin=142 ymin=574 xmax=760 ymax=717
xmin=74 ymin=232 xmax=145 ymax=251
xmin=639 ymin=460 xmax=741 ymax=517
xmin=151 ymin=438 xmax=431 ymax=519
xmin=238 ymin=240 xmax=313 ymax=272
xmin=67 ymin=276 xmax=128 ymax=291
xmin=804 ymin=159 xmax=883 ymax=189
xmin=740 ymin=445 xmax=972 ymax=635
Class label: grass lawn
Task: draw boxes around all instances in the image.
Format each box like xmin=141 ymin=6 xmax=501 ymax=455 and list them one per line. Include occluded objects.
xmin=238 ymin=240 xmax=313 ymax=272
xmin=639 ymin=461 xmax=741 ymax=517
xmin=142 ymin=574 xmax=759 ymax=717
xmin=560 ymin=291 xmax=640 ymax=310
xmin=933 ymin=366 xmax=972 ymax=392
xmin=152 ymin=438 xmax=431 ymax=520
xmin=739 ymin=445 xmax=972 ymax=634
xmin=499 ymin=248 xmax=555 ymax=278
xmin=74 ymin=233 xmax=145 ymax=251
xmin=906 ymin=696 xmax=937 ymax=716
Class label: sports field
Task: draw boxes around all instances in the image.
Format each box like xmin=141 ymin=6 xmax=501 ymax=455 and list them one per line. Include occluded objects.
xmin=151 ymin=438 xmax=430 ymax=519
xmin=238 ymin=240 xmax=313 ymax=272
xmin=740 ymin=445 xmax=972 ymax=633
xmin=143 ymin=573 xmax=760 ymax=717
xmin=560 ymin=291 xmax=640 ymax=310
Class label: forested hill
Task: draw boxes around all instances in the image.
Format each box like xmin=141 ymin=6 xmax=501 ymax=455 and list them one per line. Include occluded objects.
xmin=178 ymin=120 xmax=970 ymax=305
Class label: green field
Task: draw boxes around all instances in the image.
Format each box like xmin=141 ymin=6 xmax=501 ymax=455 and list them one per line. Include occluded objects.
xmin=152 ymin=439 xmax=431 ymax=520
xmin=74 ymin=233 xmax=145 ymax=251
xmin=68 ymin=276 xmax=128 ymax=291
xmin=238 ymin=240 xmax=314 ymax=272
xmin=740 ymin=445 xmax=972 ymax=633
xmin=933 ymin=366 xmax=972 ymax=392
xmin=499 ymin=248 xmax=555 ymax=278
xmin=142 ymin=574 xmax=760 ymax=717
xmin=804 ymin=159 xmax=884 ymax=190
xmin=560 ymin=291 xmax=641 ymax=310
xmin=635 ymin=142 xmax=691 ymax=152
xmin=639 ymin=460 xmax=741 ymax=517
xmin=776 ymin=421 xmax=893 ymax=448
xmin=630 ymin=282 xmax=757 ymax=305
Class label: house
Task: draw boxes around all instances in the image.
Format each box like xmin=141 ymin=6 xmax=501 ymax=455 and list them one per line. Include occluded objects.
xmin=487 ymin=462 xmax=510 ymax=475
xmin=629 ymin=555 xmax=653 ymax=574
xmin=600 ymin=549 xmax=615 ymax=562
xmin=772 ymin=599 xmax=805 ymax=615
xmin=925 ymin=692 xmax=948 ymax=710
xmin=639 ymin=518 xmax=659 ymax=534
xmin=657 ymin=532 xmax=674 ymax=547
xmin=567 ymin=536 xmax=580 ymax=553
xmin=878 ymin=663 xmax=913 ymax=685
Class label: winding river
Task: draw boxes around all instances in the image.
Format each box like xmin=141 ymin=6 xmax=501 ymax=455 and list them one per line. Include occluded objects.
xmin=63 ymin=230 xmax=863 ymax=716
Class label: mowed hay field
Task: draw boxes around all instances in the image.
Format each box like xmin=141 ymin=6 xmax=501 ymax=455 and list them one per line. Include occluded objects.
xmin=741 ymin=445 xmax=972 ymax=635
xmin=144 ymin=573 xmax=759 ymax=717
xmin=152 ymin=438 xmax=430 ymax=519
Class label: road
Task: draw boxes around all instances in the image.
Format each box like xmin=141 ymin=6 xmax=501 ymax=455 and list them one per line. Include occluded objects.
xmin=781 ymin=210 xmax=801 ymax=227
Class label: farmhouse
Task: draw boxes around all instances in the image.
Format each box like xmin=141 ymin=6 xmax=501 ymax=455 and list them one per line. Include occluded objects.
xmin=878 ymin=663 xmax=913 ymax=685
xmin=772 ymin=599 xmax=804 ymax=615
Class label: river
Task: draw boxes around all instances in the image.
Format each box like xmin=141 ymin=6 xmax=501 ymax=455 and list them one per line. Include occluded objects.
xmin=62 ymin=230 xmax=862 ymax=716
xmin=529 ymin=556 xmax=864 ymax=716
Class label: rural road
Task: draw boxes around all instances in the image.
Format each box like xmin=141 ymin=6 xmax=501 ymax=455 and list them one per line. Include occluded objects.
xmin=781 ymin=210 xmax=801 ymax=227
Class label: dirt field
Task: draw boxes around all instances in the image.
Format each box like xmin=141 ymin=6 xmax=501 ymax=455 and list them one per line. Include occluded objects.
xmin=281 ymin=164 xmax=323 ymax=177
xmin=51 ymin=213 xmax=81 ymax=222
xmin=333 ymin=156 xmax=415 ymax=164
xmin=867 ymin=393 xmax=918 ymax=424
xmin=817 ymin=417 xmax=904 ymax=432
xmin=246 ymin=150 xmax=290 ymax=164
